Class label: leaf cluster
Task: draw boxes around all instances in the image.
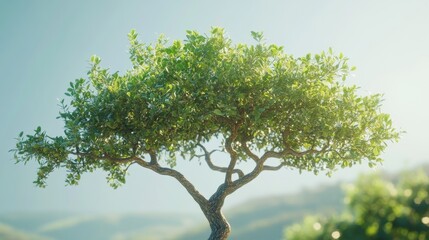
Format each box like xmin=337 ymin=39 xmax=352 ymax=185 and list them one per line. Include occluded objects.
xmin=12 ymin=27 xmax=399 ymax=187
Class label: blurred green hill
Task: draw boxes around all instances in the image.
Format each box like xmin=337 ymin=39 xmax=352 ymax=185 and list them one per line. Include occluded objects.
xmin=0 ymin=184 xmax=344 ymax=240
xmin=0 ymin=222 xmax=51 ymax=240
xmin=2 ymin=165 xmax=427 ymax=240
xmin=0 ymin=212 xmax=197 ymax=240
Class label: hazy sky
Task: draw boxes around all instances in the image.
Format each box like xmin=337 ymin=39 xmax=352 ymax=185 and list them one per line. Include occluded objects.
xmin=1 ymin=0 xmax=428 ymax=215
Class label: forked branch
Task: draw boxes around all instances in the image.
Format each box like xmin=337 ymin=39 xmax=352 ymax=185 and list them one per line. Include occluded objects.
xmin=69 ymin=150 xmax=208 ymax=207
xmin=224 ymin=126 xmax=240 ymax=184
xmin=70 ymin=151 xmax=135 ymax=164
xmin=196 ymin=143 xmax=244 ymax=178
xmin=241 ymin=140 xmax=260 ymax=162
xmin=263 ymin=161 xmax=290 ymax=171
xmin=133 ymin=154 xmax=209 ymax=207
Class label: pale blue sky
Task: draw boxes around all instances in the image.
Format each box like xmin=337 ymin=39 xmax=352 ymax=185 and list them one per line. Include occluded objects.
xmin=1 ymin=0 xmax=428 ymax=215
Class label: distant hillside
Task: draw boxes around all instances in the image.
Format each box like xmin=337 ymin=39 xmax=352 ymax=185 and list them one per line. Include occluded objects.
xmin=0 ymin=212 xmax=197 ymax=240
xmin=3 ymin=165 xmax=427 ymax=240
xmin=0 ymin=222 xmax=51 ymax=240
xmin=0 ymin=184 xmax=344 ymax=240
xmin=174 ymin=184 xmax=344 ymax=240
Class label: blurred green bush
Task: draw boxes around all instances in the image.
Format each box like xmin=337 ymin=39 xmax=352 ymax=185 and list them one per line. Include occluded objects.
xmin=285 ymin=170 xmax=429 ymax=240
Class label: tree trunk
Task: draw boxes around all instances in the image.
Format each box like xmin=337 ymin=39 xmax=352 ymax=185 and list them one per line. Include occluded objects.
xmin=200 ymin=191 xmax=231 ymax=240
xmin=207 ymin=209 xmax=231 ymax=240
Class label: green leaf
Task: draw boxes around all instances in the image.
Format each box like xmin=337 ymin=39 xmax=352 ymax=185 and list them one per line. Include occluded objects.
xmin=213 ymin=109 xmax=224 ymax=116
xmin=128 ymin=29 xmax=137 ymax=40
xmin=250 ymin=31 xmax=264 ymax=42
xmin=90 ymin=55 xmax=101 ymax=64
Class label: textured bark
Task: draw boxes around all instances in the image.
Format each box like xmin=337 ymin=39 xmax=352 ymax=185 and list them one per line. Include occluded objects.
xmin=202 ymin=194 xmax=231 ymax=240
xmin=207 ymin=210 xmax=231 ymax=240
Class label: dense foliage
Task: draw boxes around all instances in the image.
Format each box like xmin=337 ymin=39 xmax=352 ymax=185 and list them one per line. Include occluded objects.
xmin=12 ymin=28 xmax=398 ymax=188
xmin=285 ymin=171 xmax=429 ymax=240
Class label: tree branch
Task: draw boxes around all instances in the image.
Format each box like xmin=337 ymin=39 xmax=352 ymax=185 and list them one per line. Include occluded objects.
xmin=196 ymin=143 xmax=244 ymax=178
xmin=284 ymin=142 xmax=330 ymax=157
xmin=225 ymin=148 xmax=295 ymax=196
xmin=226 ymin=158 xmax=289 ymax=196
xmin=260 ymin=150 xmax=287 ymax=160
xmin=262 ymin=161 xmax=290 ymax=171
xmin=70 ymin=151 xmax=135 ymax=164
xmin=147 ymin=150 xmax=158 ymax=165
xmin=70 ymin=150 xmax=208 ymax=207
xmin=227 ymin=161 xmax=265 ymax=195
xmin=240 ymin=140 xmax=260 ymax=162
xmin=224 ymin=126 xmax=239 ymax=184
xmin=133 ymin=154 xmax=209 ymax=207
xmin=281 ymin=130 xmax=330 ymax=158
xmin=257 ymin=144 xmax=329 ymax=168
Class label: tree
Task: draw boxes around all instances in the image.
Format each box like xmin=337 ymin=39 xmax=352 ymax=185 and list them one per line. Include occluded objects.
xmin=12 ymin=27 xmax=399 ymax=240
xmin=285 ymin=170 xmax=429 ymax=240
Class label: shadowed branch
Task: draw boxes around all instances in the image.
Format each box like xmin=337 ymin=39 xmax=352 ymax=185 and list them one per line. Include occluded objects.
xmin=196 ymin=143 xmax=244 ymax=178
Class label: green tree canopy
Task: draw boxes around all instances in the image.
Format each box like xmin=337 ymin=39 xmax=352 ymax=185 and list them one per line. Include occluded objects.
xmin=285 ymin=170 xmax=429 ymax=240
xmin=12 ymin=27 xmax=399 ymax=239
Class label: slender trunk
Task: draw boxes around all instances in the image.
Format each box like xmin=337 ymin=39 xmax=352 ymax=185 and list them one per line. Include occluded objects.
xmin=200 ymin=188 xmax=231 ymax=240
xmin=207 ymin=209 xmax=230 ymax=240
